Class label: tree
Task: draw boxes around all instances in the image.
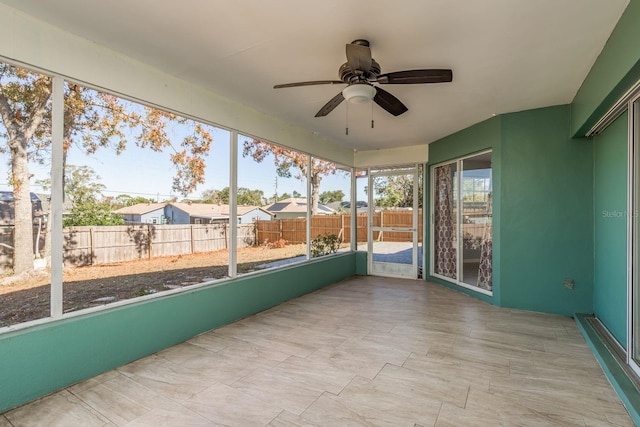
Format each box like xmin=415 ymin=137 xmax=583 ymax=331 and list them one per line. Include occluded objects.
xmin=0 ymin=63 xmax=214 ymax=273
xmin=374 ymin=173 xmax=423 ymax=208
xmin=64 ymin=203 xmax=124 ymax=227
xmin=242 ymin=140 xmax=340 ymax=214
xmin=64 ymin=165 xmax=105 ymax=205
xmin=112 ymin=194 xmax=154 ymax=208
xmin=237 ymin=188 xmax=264 ymax=206
xmin=319 ymin=190 xmax=345 ymax=205
xmin=37 ymin=165 xmax=124 ymax=227
xmin=201 ymin=188 xmax=228 ymax=204
xmin=0 ymin=65 xmax=51 ymax=273
xmin=278 ymin=190 xmax=302 ymax=201
xmin=201 ymin=186 xmax=264 ymax=206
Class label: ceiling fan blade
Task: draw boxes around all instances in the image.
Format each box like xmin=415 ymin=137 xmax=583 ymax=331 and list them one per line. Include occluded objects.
xmin=346 ymin=42 xmax=372 ymax=74
xmin=315 ymin=92 xmax=345 ymax=117
xmin=373 ymin=87 xmax=408 ymax=116
xmin=274 ymin=80 xmax=344 ymax=89
xmin=377 ymin=69 xmax=453 ymax=84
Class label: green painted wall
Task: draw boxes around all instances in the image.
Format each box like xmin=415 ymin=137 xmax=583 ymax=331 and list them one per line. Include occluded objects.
xmin=427 ymin=106 xmax=594 ymax=316
xmin=500 ymin=105 xmax=593 ymax=316
xmin=0 ymin=253 xmax=356 ymax=413
xmin=593 ymin=111 xmax=628 ymax=347
xmin=572 ymin=0 xmax=640 ymax=136
xmin=428 ymin=115 xmax=501 ymax=166
xmin=355 ymin=251 xmax=368 ymax=275
xmin=426 ymin=116 xmax=502 ymax=305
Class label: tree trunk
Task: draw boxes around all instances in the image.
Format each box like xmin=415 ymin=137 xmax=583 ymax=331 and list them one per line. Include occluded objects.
xmin=43 ymin=195 xmax=52 ymax=266
xmin=10 ymin=136 xmax=34 ymax=274
xmin=310 ymin=173 xmax=320 ymax=216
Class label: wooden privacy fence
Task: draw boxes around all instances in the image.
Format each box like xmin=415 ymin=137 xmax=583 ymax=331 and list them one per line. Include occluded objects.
xmin=0 ymin=223 xmax=256 ymax=269
xmin=63 ymin=223 xmax=256 ymax=266
xmin=0 ymin=210 xmax=425 ymax=270
xmin=256 ymin=210 xmax=423 ymax=244
xmin=376 ymin=210 xmax=424 ymax=242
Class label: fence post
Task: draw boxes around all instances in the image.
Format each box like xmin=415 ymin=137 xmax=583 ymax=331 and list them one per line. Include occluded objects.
xmin=252 ymin=221 xmax=257 ymax=246
xmin=89 ymin=227 xmax=94 ymax=265
xmin=190 ymin=224 xmax=195 ymax=254
xmin=279 ymin=219 xmax=283 ymax=241
xmin=147 ymin=225 xmax=152 ymax=259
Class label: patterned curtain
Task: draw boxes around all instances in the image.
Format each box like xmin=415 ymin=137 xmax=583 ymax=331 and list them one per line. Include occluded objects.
xmin=434 ymin=165 xmax=457 ymax=279
xmin=477 ymin=192 xmax=492 ymax=290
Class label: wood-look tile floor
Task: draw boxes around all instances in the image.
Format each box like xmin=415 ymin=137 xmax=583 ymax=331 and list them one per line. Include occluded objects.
xmin=1 ymin=276 xmax=634 ymax=426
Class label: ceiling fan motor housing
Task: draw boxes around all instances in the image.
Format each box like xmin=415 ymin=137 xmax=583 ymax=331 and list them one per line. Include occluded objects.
xmin=339 ymin=60 xmax=381 ymax=83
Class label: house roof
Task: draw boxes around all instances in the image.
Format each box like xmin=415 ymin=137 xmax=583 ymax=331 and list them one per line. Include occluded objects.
xmin=114 ymin=203 xmax=166 ymax=215
xmin=0 ymin=191 xmax=44 ymax=222
xmin=0 ymin=191 xmax=41 ymax=202
xmin=263 ymin=198 xmax=333 ymax=214
xmin=326 ymin=201 xmax=368 ymax=211
xmin=170 ymin=203 xmax=269 ymax=218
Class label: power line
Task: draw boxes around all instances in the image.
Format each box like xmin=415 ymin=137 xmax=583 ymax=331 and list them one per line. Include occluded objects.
xmin=0 ymin=183 xmax=175 ymax=199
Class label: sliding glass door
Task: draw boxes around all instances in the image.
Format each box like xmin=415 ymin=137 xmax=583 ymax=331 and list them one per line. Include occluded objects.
xmin=631 ymin=97 xmax=640 ymax=374
xmin=430 ymin=151 xmax=493 ymax=294
xmin=461 ymin=154 xmax=493 ymax=289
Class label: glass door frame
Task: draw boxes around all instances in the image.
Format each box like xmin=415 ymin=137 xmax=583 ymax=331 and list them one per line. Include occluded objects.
xmin=586 ymin=76 xmax=640 ymax=378
xmin=429 ymin=150 xmax=493 ymax=296
xmin=628 ymin=94 xmax=640 ymax=376
xmin=367 ymin=166 xmax=419 ymax=279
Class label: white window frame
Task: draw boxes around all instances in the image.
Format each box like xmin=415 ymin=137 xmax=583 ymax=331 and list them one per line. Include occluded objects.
xmin=0 ymin=58 xmax=356 ymax=334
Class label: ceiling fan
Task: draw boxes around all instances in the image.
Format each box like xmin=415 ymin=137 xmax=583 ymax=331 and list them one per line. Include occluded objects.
xmin=274 ymin=39 xmax=453 ymax=118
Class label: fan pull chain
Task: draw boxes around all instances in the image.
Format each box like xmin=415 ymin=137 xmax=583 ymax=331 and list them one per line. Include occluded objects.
xmin=371 ymin=101 xmax=375 ymax=129
xmin=346 ymin=102 xmax=349 ymax=135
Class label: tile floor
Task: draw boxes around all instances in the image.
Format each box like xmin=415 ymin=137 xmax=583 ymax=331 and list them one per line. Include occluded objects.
xmin=0 ymin=276 xmax=634 ymax=426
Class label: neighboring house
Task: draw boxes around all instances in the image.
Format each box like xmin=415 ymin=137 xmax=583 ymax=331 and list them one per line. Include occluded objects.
xmin=114 ymin=203 xmax=167 ymax=224
xmin=0 ymin=191 xmax=45 ymax=226
xmin=165 ymin=202 xmax=272 ymax=224
xmin=37 ymin=193 xmax=74 ymax=221
xmin=263 ymin=197 xmax=334 ymax=219
xmin=326 ymin=200 xmax=368 ymax=214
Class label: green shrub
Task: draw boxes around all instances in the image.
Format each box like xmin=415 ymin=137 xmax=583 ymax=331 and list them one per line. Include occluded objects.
xmin=311 ymin=234 xmax=341 ymax=258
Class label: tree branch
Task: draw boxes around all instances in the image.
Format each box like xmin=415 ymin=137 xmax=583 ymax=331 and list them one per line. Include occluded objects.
xmin=0 ymin=91 xmax=19 ymax=141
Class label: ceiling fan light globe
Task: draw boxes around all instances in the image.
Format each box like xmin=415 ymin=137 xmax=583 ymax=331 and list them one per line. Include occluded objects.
xmin=342 ymin=84 xmax=376 ymax=104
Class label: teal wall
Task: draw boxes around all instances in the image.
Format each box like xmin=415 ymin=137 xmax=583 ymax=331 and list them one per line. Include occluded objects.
xmin=355 ymin=251 xmax=368 ymax=275
xmin=0 ymin=253 xmax=356 ymax=413
xmin=428 ymin=116 xmax=502 ymax=165
xmin=500 ymin=105 xmax=594 ymax=315
xmin=593 ymin=111 xmax=629 ymax=348
xmin=426 ymin=116 xmax=502 ymax=305
xmin=427 ymin=106 xmax=594 ymax=316
xmin=572 ymin=0 xmax=640 ymax=136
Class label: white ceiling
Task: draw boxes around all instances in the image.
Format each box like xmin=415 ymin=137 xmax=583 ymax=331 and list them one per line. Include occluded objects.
xmin=0 ymin=0 xmax=629 ymax=152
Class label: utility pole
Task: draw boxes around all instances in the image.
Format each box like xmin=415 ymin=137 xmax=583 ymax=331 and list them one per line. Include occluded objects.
xmin=273 ymin=176 xmax=278 ymax=203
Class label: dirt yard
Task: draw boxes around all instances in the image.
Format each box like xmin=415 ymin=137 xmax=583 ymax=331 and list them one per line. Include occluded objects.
xmin=0 ymin=244 xmax=307 ymax=328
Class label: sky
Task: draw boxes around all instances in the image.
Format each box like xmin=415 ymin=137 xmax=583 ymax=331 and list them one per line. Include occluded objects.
xmin=0 ymin=125 xmax=353 ymax=205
